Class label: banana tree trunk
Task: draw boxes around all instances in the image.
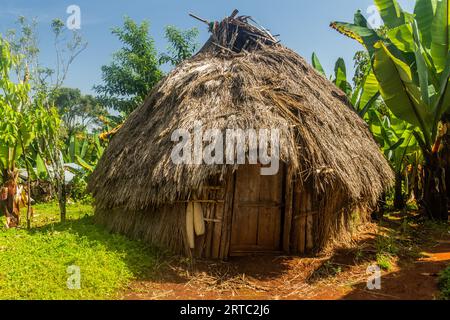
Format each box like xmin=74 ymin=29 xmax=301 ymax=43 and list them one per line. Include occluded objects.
xmin=55 ymin=166 xmax=67 ymax=223
xmin=372 ymin=192 xmax=386 ymax=221
xmin=422 ymin=153 xmax=448 ymax=221
xmin=393 ymin=171 xmax=405 ymax=210
xmin=58 ymin=182 xmax=67 ymax=223
xmin=0 ymin=170 xmax=20 ymax=228
xmin=439 ymin=121 xmax=450 ymax=204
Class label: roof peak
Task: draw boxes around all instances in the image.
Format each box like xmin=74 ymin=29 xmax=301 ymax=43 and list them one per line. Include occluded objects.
xmin=190 ymin=9 xmax=280 ymax=54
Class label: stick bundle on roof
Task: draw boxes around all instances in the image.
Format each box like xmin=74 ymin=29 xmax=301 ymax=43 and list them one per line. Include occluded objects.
xmin=191 ymin=9 xmax=279 ymax=53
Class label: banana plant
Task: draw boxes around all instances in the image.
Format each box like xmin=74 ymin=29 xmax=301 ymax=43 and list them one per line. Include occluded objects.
xmin=368 ymin=108 xmax=421 ymax=208
xmin=312 ymin=53 xmax=353 ymax=95
xmin=331 ymin=0 xmax=450 ymax=220
xmin=0 ymin=37 xmax=36 ymax=228
xmin=312 ymin=52 xmax=381 ymax=117
xmin=64 ymin=132 xmax=104 ymax=173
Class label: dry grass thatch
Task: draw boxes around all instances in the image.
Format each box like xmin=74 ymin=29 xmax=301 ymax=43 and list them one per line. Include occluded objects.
xmin=89 ymin=13 xmax=394 ymax=220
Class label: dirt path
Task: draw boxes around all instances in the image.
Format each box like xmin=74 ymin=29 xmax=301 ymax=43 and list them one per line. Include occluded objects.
xmin=123 ymin=219 xmax=450 ymax=300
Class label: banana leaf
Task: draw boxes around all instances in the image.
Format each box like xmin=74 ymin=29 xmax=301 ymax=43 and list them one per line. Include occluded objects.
xmin=414 ymin=0 xmax=438 ymax=49
xmin=330 ymin=22 xmax=381 ymax=55
xmin=387 ymin=24 xmax=414 ymax=52
xmin=374 ymin=0 xmax=408 ymax=29
xmin=354 ymin=10 xmax=369 ymax=27
xmin=311 ymin=52 xmax=325 ymax=76
xmin=75 ymin=155 xmax=94 ymax=173
xmin=373 ymin=42 xmax=433 ymax=145
xmin=412 ymin=20 xmax=430 ymax=105
xmin=334 ymin=58 xmax=349 ymax=93
xmin=358 ymin=69 xmax=380 ymax=116
xmin=431 ymin=0 xmax=450 ymax=73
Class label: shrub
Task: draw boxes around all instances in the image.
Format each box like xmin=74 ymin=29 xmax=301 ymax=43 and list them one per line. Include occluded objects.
xmin=439 ymin=266 xmax=450 ymax=300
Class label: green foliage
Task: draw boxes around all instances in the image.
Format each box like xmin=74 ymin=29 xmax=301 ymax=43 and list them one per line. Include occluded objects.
xmin=376 ymin=232 xmax=400 ymax=256
xmin=310 ymin=53 xmax=352 ymax=95
xmin=439 ymin=265 xmax=450 ymax=299
xmin=311 ymin=53 xmax=325 ymax=76
xmin=334 ymin=58 xmax=352 ymax=95
xmin=311 ymin=51 xmax=414 ymax=172
xmin=376 ymin=253 xmax=393 ymax=270
xmin=375 ymin=230 xmax=400 ymax=271
xmin=64 ymin=132 xmax=104 ymax=170
xmin=62 ymin=132 xmax=105 ymax=202
xmin=367 ymin=108 xmax=420 ymax=173
xmin=3 ymin=14 xmax=88 ymax=222
xmin=160 ymin=26 xmax=199 ymax=66
xmin=94 ymin=17 xmax=163 ymax=116
xmin=0 ymin=203 xmax=161 ymax=299
xmin=0 ymin=36 xmax=36 ymax=182
xmin=53 ymin=87 xmax=107 ymax=135
xmin=353 ymin=51 xmax=371 ymax=87
xmin=332 ymin=0 xmax=450 ymax=151
xmin=69 ymin=175 xmax=91 ymax=204
xmin=94 ymin=17 xmax=200 ymax=117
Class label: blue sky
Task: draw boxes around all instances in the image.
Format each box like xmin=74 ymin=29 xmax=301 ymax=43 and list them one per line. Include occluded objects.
xmin=0 ymin=0 xmax=415 ymax=95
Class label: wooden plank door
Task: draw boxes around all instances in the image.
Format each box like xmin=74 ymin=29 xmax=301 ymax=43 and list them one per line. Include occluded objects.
xmin=230 ymin=164 xmax=284 ymax=255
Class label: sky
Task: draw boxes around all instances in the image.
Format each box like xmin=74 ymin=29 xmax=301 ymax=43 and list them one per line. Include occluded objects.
xmin=0 ymin=0 xmax=415 ymax=95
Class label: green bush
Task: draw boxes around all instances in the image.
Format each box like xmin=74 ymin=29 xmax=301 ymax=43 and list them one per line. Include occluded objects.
xmin=439 ymin=266 xmax=450 ymax=300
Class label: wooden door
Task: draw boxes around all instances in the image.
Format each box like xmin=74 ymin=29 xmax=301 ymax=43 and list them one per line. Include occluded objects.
xmin=230 ymin=164 xmax=284 ymax=255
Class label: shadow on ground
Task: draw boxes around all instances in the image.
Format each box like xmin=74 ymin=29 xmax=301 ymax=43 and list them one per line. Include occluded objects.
xmin=341 ymin=240 xmax=450 ymax=300
xmin=306 ymin=213 xmax=450 ymax=300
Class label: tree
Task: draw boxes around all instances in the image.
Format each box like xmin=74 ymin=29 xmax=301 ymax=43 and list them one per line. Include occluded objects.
xmin=53 ymin=87 xmax=107 ymax=135
xmin=94 ymin=17 xmax=163 ymax=116
xmin=0 ymin=36 xmax=41 ymax=228
xmin=331 ymin=0 xmax=450 ymax=220
xmin=4 ymin=16 xmax=87 ymax=223
xmin=159 ymin=26 xmax=199 ymax=66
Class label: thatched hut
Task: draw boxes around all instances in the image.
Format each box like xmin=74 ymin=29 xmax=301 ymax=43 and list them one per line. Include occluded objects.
xmin=88 ymin=12 xmax=393 ymax=259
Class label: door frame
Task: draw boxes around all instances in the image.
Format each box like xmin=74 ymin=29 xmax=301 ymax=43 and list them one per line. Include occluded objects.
xmin=227 ymin=164 xmax=287 ymax=257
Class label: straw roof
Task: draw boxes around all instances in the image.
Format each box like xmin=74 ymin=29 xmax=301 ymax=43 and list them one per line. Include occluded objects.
xmin=88 ymin=13 xmax=394 ymax=212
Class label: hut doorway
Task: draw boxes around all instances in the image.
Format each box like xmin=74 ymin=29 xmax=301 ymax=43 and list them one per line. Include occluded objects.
xmin=229 ymin=164 xmax=285 ymax=256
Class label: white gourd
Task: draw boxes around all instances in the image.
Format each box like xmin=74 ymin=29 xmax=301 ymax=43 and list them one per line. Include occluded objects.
xmin=193 ymin=202 xmax=205 ymax=236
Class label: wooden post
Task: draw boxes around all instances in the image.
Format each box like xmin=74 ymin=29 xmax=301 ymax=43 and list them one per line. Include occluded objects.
xmin=298 ymin=188 xmax=307 ymax=254
xmin=219 ymin=171 xmax=236 ymax=260
xmin=291 ymin=181 xmax=300 ymax=253
xmin=181 ymin=203 xmax=193 ymax=258
xmin=306 ymin=187 xmax=314 ymax=252
xmin=204 ymin=183 xmax=215 ymax=258
xmin=283 ymin=167 xmax=294 ymax=253
xmin=211 ymin=194 xmax=223 ymax=259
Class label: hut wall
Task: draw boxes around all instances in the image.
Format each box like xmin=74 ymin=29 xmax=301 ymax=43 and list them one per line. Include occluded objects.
xmin=95 ymin=168 xmax=370 ymax=258
xmin=193 ymin=173 xmax=235 ymax=259
xmin=289 ymin=178 xmax=359 ymax=254
xmin=95 ymin=203 xmax=189 ymax=256
xmin=290 ymin=178 xmax=319 ymax=254
xmin=289 ymin=179 xmax=370 ymax=254
xmin=94 ymin=174 xmax=235 ymax=259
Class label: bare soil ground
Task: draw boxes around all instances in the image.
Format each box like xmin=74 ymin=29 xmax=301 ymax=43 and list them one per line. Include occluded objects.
xmin=123 ymin=213 xmax=450 ymax=300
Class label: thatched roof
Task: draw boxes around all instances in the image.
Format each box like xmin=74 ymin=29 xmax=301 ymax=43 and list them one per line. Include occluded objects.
xmin=88 ymin=13 xmax=394 ymax=211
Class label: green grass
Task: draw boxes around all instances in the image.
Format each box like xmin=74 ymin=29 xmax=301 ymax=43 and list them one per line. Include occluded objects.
xmin=376 ymin=253 xmax=393 ymax=271
xmin=374 ymin=230 xmax=399 ymax=271
xmin=439 ymin=266 xmax=450 ymax=300
xmin=0 ymin=202 xmax=161 ymax=300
